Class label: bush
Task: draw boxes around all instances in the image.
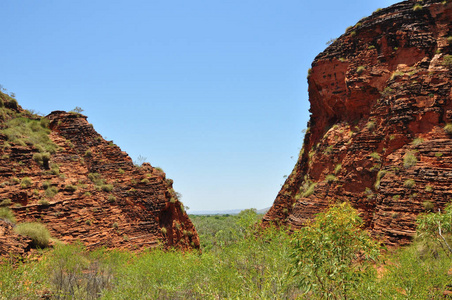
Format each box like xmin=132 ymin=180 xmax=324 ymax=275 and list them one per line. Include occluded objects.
xmin=356 ymin=66 xmax=366 ymax=74
xmin=107 ymin=195 xmax=116 ymax=203
xmin=404 ymin=179 xmax=416 ymax=188
xmin=422 ymin=201 xmax=434 ymax=212
xmin=403 ymin=152 xmax=418 ymax=169
xmin=20 ymin=177 xmax=32 ymax=189
xmin=444 ymin=123 xmax=452 ymax=134
xmin=0 ymin=207 xmax=16 ymax=223
xmin=325 ymin=174 xmax=336 ymax=183
xmin=101 ymin=184 xmax=113 ymax=192
xmin=413 ymin=3 xmax=423 ymax=11
xmin=443 ymin=55 xmax=452 ymax=67
xmin=38 ymin=199 xmax=50 ymax=206
xmin=65 ymin=185 xmax=77 ymax=192
xmin=42 ymin=181 xmax=51 ymax=190
xmin=45 ymin=186 xmax=58 ymax=198
xmin=0 ymin=199 xmax=12 ymax=206
xmin=14 ymin=222 xmax=50 ymax=248
xmin=291 ymin=202 xmax=380 ymax=299
xmin=366 ymin=121 xmax=376 ymax=130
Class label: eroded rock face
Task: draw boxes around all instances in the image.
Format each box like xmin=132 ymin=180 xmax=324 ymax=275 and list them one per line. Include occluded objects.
xmin=0 ymin=104 xmax=199 ymax=257
xmin=264 ymin=0 xmax=452 ymax=245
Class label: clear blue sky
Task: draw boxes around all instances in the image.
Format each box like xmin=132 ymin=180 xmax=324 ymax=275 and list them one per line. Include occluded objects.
xmin=1 ymin=0 xmax=400 ymax=212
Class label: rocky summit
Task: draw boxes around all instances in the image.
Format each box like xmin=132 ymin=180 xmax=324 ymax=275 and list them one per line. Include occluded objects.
xmin=0 ymin=95 xmax=199 ymax=257
xmin=264 ymin=0 xmax=452 ymax=246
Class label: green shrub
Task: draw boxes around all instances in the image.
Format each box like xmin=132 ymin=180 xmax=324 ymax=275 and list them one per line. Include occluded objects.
xmin=0 ymin=207 xmax=16 ymax=223
xmin=366 ymin=121 xmax=375 ymax=130
xmin=422 ymin=201 xmax=435 ymax=212
xmin=107 ymin=195 xmax=116 ymax=203
xmin=0 ymin=199 xmax=12 ymax=206
xmin=118 ymin=168 xmax=125 ymax=174
xmin=332 ymin=164 xmax=342 ymax=175
xmin=14 ymin=222 xmax=50 ymax=248
xmin=403 ymin=152 xmax=418 ymax=169
xmin=413 ymin=3 xmax=423 ymax=11
xmin=42 ymin=181 xmax=51 ymax=190
xmin=325 ymin=174 xmax=336 ymax=183
xmin=443 ymin=55 xmax=452 ymax=67
xmin=369 ymin=152 xmax=380 ymax=160
xmin=101 ymin=184 xmax=113 ymax=192
xmin=38 ymin=199 xmax=50 ymax=206
xmin=65 ymin=185 xmax=77 ymax=192
xmin=20 ymin=177 xmax=32 ymax=189
xmin=291 ymin=202 xmax=380 ymax=299
xmin=444 ymin=123 xmax=452 ymax=134
xmin=425 ymin=185 xmax=433 ymax=192
xmin=404 ymin=179 xmax=416 ymax=188
xmin=356 ymin=66 xmax=366 ymax=74
xmin=45 ymin=186 xmax=58 ymax=198
xmin=412 ymin=138 xmax=423 ymax=146
xmin=302 ymin=182 xmax=316 ymax=197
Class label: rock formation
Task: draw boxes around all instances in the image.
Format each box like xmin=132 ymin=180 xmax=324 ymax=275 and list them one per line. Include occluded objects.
xmin=264 ymin=0 xmax=452 ymax=245
xmin=0 ymin=93 xmax=199 ymax=257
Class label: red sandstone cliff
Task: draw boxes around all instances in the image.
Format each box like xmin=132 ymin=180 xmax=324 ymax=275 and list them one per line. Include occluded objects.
xmin=0 ymin=94 xmax=199 ymax=257
xmin=264 ymin=0 xmax=452 ymax=245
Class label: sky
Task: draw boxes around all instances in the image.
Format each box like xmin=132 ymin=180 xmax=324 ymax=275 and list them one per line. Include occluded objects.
xmin=1 ymin=0 xmax=401 ymax=212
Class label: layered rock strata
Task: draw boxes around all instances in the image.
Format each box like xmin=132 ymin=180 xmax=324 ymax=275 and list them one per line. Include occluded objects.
xmin=0 ymin=97 xmax=199 ymax=257
xmin=265 ymin=0 xmax=452 ymax=245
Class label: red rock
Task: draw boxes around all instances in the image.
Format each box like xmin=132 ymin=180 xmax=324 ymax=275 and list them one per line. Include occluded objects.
xmin=0 ymin=100 xmax=199 ymax=258
xmin=264 ymin=0 xmax=452 ymax=246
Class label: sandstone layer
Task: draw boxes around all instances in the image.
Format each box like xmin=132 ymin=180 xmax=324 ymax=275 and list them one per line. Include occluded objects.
xmin=0 ymin=94 xmax=199 ymax=257
xmin=264 ymin=0 xmax=452 ymax=245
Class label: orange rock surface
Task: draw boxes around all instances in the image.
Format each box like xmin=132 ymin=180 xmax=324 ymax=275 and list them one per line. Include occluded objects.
xmin=0 ymin=99 xmax=199 ymax=257
xmin=264 ymin=0 xmax=452 ymax=245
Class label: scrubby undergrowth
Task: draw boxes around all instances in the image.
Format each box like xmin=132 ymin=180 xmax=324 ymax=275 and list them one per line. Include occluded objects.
xmin=1 ymin=206 xmax=452 ymax=299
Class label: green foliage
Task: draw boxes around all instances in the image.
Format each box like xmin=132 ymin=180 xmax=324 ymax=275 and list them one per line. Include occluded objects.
xmin=14 ymin=222 xmax=51 ymax=248
xmin=65 ymin=184 xmax=77 ymax=192
xmin=3 ymin=207 xmax=452 ymax=299
xmin=444 ymin=123 xmax=452 ymax=134
xmin=334 ymin=163 xmax=342 ymax=174
xmin=374 ymin=170 xmax=387 ymax=189
xmin=412 ymin=137 xmax=423 ymax=146
xmin=20 ymin=177 xmax=32 ymax=188
xmin=291 ymin=202 xmax=380 ymax=299
xmin=45 ymin=186 xmax=58 ymax=198
xmin=356 ymin=66 xmax=366 ymax=74
xmin=443 ymin=55 xmax=452 ymax=67
xmin=101 ymin=184 xmax=113 ymax=192
xmin=0 ymin=198 xmax=12 ymax=206
xmin=417 ymin=203 xmax=452 ymax=253
xmin=369 ymin=152 xmax=380 ymax=160
xmin=403 ymin=152 xmax=418 ymax=169
xmin=0 ymin=207 xmax=16 ymax=223
xmin=404 ymin=179 xmax=416 ymax=188
xmin=413 ymin=3 xmax=423 ymax=11
xmin=38 ymin=199 xmax=50 ymax=206
xmin=0 ymin=115 xmax=57 ymax=153
xmin=422 ymin=201 xmax=435 ymax=212
xmin=366 ymin=121 xmax=375 ymax=130
xmin=325 ymin=174 xmax=336 ymax=183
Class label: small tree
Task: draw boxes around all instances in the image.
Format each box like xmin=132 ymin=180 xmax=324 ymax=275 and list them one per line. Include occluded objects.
xmin=417 ymin=204 xmax=452 ymax=256
xmin=291 ymin=202 xmax=380 ymax=299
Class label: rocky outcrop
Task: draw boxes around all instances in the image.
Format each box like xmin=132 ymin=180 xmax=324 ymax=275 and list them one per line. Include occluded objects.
xmin=0 ymin=95 xmax=199 ymax=257
xmin=264 ymin=0 xmax=452 ymax=245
